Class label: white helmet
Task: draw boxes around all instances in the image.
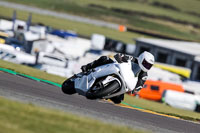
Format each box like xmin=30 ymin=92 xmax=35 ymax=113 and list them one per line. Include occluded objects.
xmin=138 ymin=51 xmax=155 ymax=72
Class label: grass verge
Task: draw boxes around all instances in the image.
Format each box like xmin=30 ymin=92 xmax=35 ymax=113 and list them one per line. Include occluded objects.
xmin=0 ymin=5 xmax=150 ymax=44
xmin=1 ymin=0 xmax=200 ymax=41
xmin=0 ymin=59 xmax=65 ymax=84
xmin=0 ymin=96 xmax=146 ymax=133
xmin=124 ymin=95 xmax=200 ymax=122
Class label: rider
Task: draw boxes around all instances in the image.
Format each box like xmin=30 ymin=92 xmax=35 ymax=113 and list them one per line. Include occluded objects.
xmin=81 ymin=51 xmax=155 ymax=104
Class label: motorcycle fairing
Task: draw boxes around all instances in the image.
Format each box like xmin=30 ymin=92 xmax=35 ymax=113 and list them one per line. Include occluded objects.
xmin=74 ymin=62 xmax=139 ymax=99
xmin=74 ymin=63 xmax=122 ymax=96
xmin=119 ymin=61 xmax=138 ymax=92
xmin=74 ymin=74 xmax=96 ymax=96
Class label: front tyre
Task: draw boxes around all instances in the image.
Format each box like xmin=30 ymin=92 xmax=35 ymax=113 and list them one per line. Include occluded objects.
xmin=86 ymin=80 xmax=120 ymax=99
xmin=61 ymin=76 xmax=76 ymax=95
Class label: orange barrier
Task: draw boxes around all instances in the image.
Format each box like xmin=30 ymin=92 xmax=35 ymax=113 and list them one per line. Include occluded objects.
xmin=137 ymin=80 xmax=184 ymax=101
xmin=118 ymin=25 xmax=126 ymax=32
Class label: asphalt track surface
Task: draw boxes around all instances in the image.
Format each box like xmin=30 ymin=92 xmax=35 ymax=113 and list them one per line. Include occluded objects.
xmin=0 ymin=72 xmax=200 ymax=133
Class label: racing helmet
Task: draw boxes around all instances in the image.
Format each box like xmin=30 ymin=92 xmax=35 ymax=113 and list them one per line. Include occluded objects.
xmin=138 ymin=51 xmax=155 ymax=72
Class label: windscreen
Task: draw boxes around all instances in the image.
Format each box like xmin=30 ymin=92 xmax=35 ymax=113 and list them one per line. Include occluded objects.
xmin=131 ymin=62 xmax=141 ymax=77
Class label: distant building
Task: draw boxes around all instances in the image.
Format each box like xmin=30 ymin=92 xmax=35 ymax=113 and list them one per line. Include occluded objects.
xmin=134 ymin=38 xmax=200 ymax=81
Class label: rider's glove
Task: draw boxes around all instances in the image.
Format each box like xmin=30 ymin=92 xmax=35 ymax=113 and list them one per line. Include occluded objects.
xmin=81 ymin=65 xmax=87 ymax=73
xmin=131 ymin=86 xmax=142 ymax=95
xmin=135 ymin=86 xmax=142 ymax=92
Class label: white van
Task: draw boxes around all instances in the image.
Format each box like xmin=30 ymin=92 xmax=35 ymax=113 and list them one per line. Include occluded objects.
xmin=38 ymin=52 xmax=68 ymax=67
xmin=0 ymin=44 xmax=36 ymax=65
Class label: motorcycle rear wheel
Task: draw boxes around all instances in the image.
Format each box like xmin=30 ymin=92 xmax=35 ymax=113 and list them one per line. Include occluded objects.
xmin=61 ymin=76 xmax=76 ymax=95
xmin=86 ymin=80 xmax=120 ymax=99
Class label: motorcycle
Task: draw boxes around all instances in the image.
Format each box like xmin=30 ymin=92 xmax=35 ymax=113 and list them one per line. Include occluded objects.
xmin=61 ymin=59 xmax=141 ymax=104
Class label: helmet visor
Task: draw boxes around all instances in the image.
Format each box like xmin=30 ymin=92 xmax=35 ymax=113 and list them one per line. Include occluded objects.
xmin=142 ymin=59 xmax=153 ymax=70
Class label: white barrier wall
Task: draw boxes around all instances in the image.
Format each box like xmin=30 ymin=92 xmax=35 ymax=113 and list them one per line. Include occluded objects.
xmin=163 ymin=90 xmax=198 ymax=111
xmin=91 ymin=34 xmax=105 ymax=50
xmin=0 ymin=19 xmax=13 ymax=30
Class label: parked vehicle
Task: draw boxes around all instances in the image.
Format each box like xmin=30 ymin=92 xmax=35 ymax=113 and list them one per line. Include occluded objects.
xmin=50 ymin=29 xmax=77 ymax=38
xmin=38 ymin=52 xmax=68 ymax=67
xmin=0 ymin=44 xmax=35 ymax=65
xmin=5 ymin=37 xmax=24 ymax=51
xmin=138 ymin=80 xmax=184 ymax=101
xmin=0 ymin=31 xmax=9 ymax=44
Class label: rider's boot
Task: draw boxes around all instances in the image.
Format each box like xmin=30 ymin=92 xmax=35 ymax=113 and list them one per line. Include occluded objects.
xmin=81 ymin=63 xmax=93 ymax=73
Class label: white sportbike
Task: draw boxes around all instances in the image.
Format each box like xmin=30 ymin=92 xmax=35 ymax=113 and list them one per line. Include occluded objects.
xmin=61 ymin=60 xmax=141 ymax=103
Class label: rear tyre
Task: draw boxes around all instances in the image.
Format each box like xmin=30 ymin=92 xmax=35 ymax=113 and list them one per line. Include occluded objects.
xmin=61 ymin=76 xmax=76 ymax=95
xmin=110 ymin=94 xmax=124 ymax=104
xmin=86 ymin=80 xmax=120 ymax=99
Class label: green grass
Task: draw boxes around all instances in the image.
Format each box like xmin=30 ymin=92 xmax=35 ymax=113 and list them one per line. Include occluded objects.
xmin=124 ymin=95 xmax=200 ymax=122
xmin=1 ymin=0 xmax=200 ymax=41
xmin=0 ymin=96 xmax=146 ymax=133
xmin=1 ymin=59 xmax=200 ymax=122
xmin=0 ymin=5 xmax=151 ymax=44
xmin=0 ymin=59 xmax=66 ymax=84
xmin=149 ymin=0 xmax=200 ymax=13
xmin=3 ymin=0 xmax=200 ymax=24
xmin=76 ymin=0 xmax=200 ymax=24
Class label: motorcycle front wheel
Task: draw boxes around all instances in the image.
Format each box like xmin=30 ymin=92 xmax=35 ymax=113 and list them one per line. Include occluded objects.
xmin=61 ymin=76 xmax=76 ymax=95
xmin=86 ymin=80 xmax=120 ymax=99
